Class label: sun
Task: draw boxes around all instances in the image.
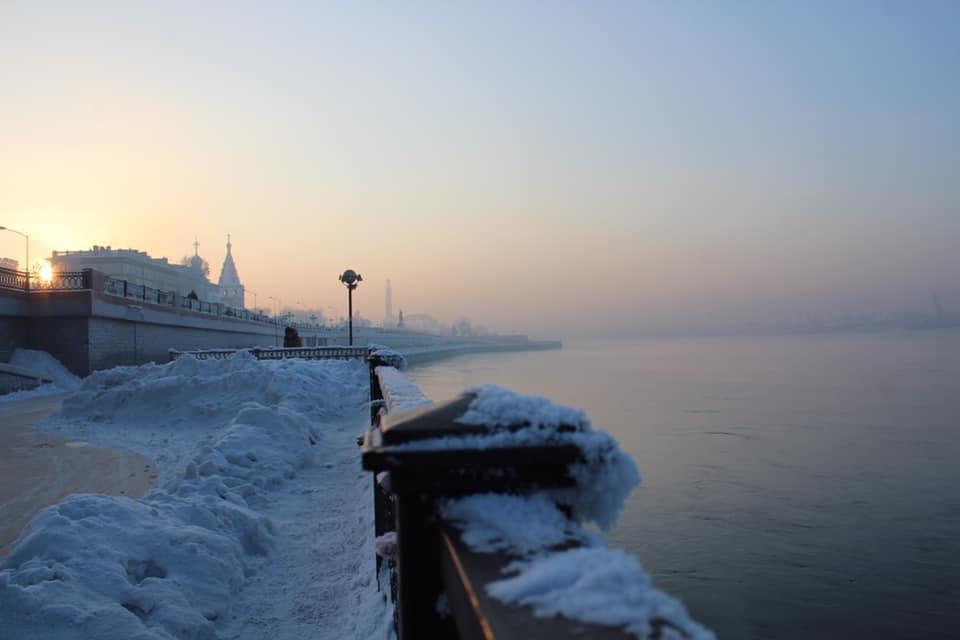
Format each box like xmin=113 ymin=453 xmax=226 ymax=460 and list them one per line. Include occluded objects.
xmin=38 ymin=261 xmax=54 ymax=285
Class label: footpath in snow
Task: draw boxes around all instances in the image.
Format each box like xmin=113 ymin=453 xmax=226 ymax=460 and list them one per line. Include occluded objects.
xmin=0 ymin=352 xmax=393 ymax=639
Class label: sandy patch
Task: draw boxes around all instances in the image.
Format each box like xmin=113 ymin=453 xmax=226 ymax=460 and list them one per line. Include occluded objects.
xmin=0 ymin=392 xmax=156 ymax=558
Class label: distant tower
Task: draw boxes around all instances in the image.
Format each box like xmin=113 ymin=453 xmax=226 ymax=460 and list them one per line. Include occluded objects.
xmin=398 ymin=309 xmax=404 ymax=329
xmin=384 ymin=279 xmax=394 ymax=327
xmin=218 ymin=234 xmax=245 ymax=308
xmin=932 ymin=293 xmax=945 ymax=320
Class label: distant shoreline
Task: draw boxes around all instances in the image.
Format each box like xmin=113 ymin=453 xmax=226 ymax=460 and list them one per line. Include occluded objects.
xmin=400 ymin=339 xmax=562 ymax=367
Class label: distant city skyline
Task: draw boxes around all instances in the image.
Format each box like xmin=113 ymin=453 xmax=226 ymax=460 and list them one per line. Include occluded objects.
xmin=2 ymin=3 xmax=958 ymax=337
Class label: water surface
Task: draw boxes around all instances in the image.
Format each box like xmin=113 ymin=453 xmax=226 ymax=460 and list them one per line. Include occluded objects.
xmin=405 ymin=331 xmax=960 ymax=639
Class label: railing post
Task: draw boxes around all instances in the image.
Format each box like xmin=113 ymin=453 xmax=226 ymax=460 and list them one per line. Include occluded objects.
xmin=393 ymin=488 xmax=446 ymax=638
xmin=367 ymin=350 xmax=386 ymax=427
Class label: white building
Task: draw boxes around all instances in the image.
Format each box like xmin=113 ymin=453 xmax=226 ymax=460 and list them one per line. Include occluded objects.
xmin=50 ymin=238 xmax=246 ymax=307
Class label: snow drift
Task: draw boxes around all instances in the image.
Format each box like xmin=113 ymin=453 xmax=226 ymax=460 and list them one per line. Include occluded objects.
xmin=0 ymin=348 xmax=82 ymax=402
xmin=0 ymin=353 xmax=393 ymax=639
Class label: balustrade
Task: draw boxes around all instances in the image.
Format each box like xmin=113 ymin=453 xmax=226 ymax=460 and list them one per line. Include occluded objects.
xmin=362 ymin=374 xmax=700 ymax=639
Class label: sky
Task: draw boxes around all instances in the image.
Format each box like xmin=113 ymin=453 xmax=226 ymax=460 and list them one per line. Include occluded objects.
xmin=1 ymin=1 xmax=958 ymax=336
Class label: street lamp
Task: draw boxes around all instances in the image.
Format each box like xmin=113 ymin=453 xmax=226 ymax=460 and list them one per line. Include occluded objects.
xmin=338 ymin=269 xmax=362 ymax=345
xmin=267 ymin=295 xmax=279 ymax=346
xmin=0 ymin=226 xmax=29 ymax=290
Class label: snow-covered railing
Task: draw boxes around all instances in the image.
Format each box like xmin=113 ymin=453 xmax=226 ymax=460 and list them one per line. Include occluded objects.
xmin=361 ymin=386 xmax=714 ymax=640
xmin=169 ymin=346 xmax=370 ymax=362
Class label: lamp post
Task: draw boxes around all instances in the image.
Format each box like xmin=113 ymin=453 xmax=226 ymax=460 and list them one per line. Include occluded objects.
xmin=0 ymin=226 xmax=29 ymax=290
xmin=338 ymin=269 xmax=362 ymax=346
xmin=268 ymin=295 xmax=279 ymax=346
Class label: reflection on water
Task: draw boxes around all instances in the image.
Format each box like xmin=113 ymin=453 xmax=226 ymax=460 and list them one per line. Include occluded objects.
xmin=405 ymin=330 xmax=960 ymax=639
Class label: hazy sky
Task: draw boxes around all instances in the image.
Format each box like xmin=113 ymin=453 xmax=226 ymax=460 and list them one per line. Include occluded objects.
xmin=2 ymin=2 xmax=958 ymax=336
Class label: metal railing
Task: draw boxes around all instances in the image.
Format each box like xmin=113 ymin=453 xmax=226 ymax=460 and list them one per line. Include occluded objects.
xmin=361 ymin=375 xmax=674 ymax=640
xmin=102 ymin=275 xmax=276 ymax=325
xmin=1 ymin=266 xmax=316 ymax=332
xmin=0 ymin=267 xmax=89 ymax=291
xmin=0 ymin=267 xmax=29 ymax=291
xmin=169 ymin=346 xmax=369 ymax=362
xmin=33 ymin=270 xmax=87 ymax=290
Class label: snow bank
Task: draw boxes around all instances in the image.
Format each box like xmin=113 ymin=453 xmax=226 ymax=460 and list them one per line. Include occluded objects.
xmin=0 ymin=353 xmax=392 ymax=639
xmin=47 ymin=352 xmax=357 ymax=483
xmin=376 ymin=365 xmax=432 ymax=414
xmin=1 ymin=493 xmax=255 ymax=639
xmin=8 ymin=348 xmax=81 ymax=389
xmin=0 ymin=348 xmax=82 ymax=402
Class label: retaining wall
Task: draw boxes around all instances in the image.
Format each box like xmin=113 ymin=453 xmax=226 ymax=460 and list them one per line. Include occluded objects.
xmin=1 ymin=287 xmax=282 ymax=376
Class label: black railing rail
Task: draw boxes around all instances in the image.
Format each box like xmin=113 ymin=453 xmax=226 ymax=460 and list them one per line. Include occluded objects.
xmin=32 ymin=270 xmax=88 ymax=290
xmin=0 ymin=267 xmax=29 ymax=291
xmin=0 ymin=265 xmax=361 ymax=335
xmin=0 ymin=267 xmax=89 ymax=291
xmin=361 ymin=388 xmax=640 ymax=640
xmin=169 ymin=346 xmax=369 ymax=362
xmin=101 ymin=275 xmax=277 ymax=325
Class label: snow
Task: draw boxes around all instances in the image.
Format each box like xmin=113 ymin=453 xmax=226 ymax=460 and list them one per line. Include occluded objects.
xmin=457 ymin=384 xmax=590 ymax=431
xmin=0 ymin=354 xmax=709 ymax=639
xmin=373 ymin=532 xmax=397 ymax=560
xmin=0 ymin=353 xmax=393 ymax=639
xmin=368 ymin=344 xmax=407 ymax=371
xmin=439 ymin=493 xmax=593 ymax=555
xmin=441 ymin=493 xmax=713 ymax=638
xmin=375 ymin=366 xmax=432 ymax=414
xmin=0 ymin=348 xmax=82 ymax=402
xmin=412 ymin=385 xmax=711 ymax=638
xmin=394 ymin=385 xmax=640 ymax=530
xmin=440 ymin=494 xmax=714 ymax=639
xmin=8 ymin=349 xmax=81 ymax=390
xmin=488 ymin=548 xmax=715 ymax=640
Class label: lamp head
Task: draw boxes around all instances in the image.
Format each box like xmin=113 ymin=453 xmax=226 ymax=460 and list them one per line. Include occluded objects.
xmin=339 ymin=269 xmax=362 ymax=286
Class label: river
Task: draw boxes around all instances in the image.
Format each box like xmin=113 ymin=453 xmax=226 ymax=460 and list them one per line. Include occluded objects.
xmin=404 ymin=330 xmax=960 ymax=639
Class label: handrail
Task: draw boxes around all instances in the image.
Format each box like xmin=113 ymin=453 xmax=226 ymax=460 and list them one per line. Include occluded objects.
xmin=0 ymin=267 xmax=29 ymax=291
xmin=0 ymin=267 xmax=87 ymax=291
xmin=438 ymin=526 xmax=635 ymax=640
xmin=169 ymin=346 xmax=363 ymax=361
xmin=362 ymin=378 xmax=709 ymax=640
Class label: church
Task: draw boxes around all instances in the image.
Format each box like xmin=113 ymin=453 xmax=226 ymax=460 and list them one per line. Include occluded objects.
xmin=216 ymin=235 xmax=244 ymax=308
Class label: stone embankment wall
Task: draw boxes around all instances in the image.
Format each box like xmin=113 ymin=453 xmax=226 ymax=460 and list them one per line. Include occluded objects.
xmin=1 ymin=287 xmax=279 ymax=376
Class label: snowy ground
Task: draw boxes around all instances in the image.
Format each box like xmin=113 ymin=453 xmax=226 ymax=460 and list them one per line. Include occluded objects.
xmin=0 ymin=353 xmax=393 ymax=639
